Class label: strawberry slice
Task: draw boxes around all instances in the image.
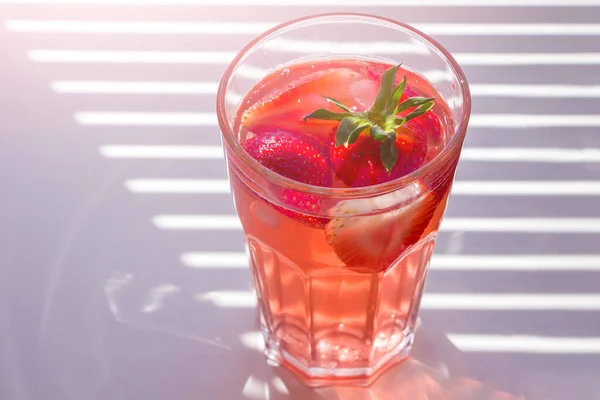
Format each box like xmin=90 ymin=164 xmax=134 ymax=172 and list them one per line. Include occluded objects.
xmin=242 ymin=130 xmax=332 ymax=228
xmin=325 ymin=187 xmax=440 ymax=272
xmin=242 ymin=68 xmax=379 ymax=143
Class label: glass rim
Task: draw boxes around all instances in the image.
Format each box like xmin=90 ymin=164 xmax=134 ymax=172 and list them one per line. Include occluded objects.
xmin=217 ymin=12 xmax=471 ymax=199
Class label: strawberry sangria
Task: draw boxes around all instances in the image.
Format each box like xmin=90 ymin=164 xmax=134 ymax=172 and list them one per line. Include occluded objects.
xmin=217 ymin=14 xmax=471 ymax=386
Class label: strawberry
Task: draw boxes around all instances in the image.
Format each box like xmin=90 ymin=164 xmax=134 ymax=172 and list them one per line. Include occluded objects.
xmin=305 ymin=63 xmax=438 ymax=187
xmin=325 ymin=188 xmax=440 ymax=272
xmin=329 ymin=127 xmax=428 ymax=187
xmin=241 ymin=130 xmax=332 ymax=228
xmin=242 ymin=68 xmax=379 ymax=143
xmin=278 ymin=190 xmax=329 ymax=228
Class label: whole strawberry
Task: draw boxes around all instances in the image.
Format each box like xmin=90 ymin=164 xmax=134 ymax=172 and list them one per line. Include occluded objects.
xmin=305 ymin=64 xmax=437 ymax=187
xmin=329 ymin=127 xmax=427 ymax=187
xmin=242 ymin=130 xmax=332 ymax=228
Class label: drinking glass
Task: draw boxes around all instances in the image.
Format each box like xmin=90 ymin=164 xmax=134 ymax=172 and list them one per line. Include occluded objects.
xmin=217 ymin=13 xmax=471 ymax=387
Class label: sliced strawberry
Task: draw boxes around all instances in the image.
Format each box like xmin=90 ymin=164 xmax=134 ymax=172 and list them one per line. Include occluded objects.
xmin=330 ymin=128 xmax=428 ymax=187
xmin=242 ymin=130 xmax=332 ymax=228
xmin=325 ymin=189 xmax=440 ymax=272
xmin=242 ymin=68 xmax=379 ymax=143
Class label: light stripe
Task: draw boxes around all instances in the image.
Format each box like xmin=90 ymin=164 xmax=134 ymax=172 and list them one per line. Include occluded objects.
xmin=99 ymin=145 xmax=223 ymax=159
xmin=78 ymin=112 xmax=600 ymax=128
xmin=2 ymin=0 xmax=600 ymax=6
xmin=239 ymin=332 xmax=264 ymax=352
xmin=75 ymin=112 xmax=217 ymax=126
xmin=441 ymin=218 xmax=600 ymax=233
xmin=423 ymin=294 xmax=600 ymax=310
xmin=152 ymin=214 xmax=600 ymax=233
xmin=470 ymin=84 xmax=600 ymax=98
xmin=456 ymin=53 xmax=600 ymax=66
xmin=448 ymin=334 xmax=600 ymax=354
xmin=180 ymin=252 xmax=248 ymax=268
xmin=28 ymin=45 xmax=426 ymax=64
xmin=6 ymin=20 xmax=276 ymax=34
xmin=196 ymin=291 xmax=256 ymax=308
xmin=52 ymin=81 xmax=219 ymax=94
xmin=9 ymin=21 xmax=600 ymax=36
xmin=452 ymin=181 xmax=600 ymax=195
xmin=470 ymin=114 xmax=600 ymax=128
xmin=29 ymin=50 xmax=236 ymax=64
xmin=181 ymin=252 xmax=600 ymax=271
xmin=125 ymin=179 xmax=230 ymax=193
xmin=51 ymin=81 xmax=600 ymax=98
xmin=239 ymin=329 xmax=600 ymax=355
xmin=420 ymin=23 xmax=600 ymax=36
xmin=200 ymin=291 xmax=600 ymax=310
xmin=152 ymin=215 xmax=242 ymax=230
xmin=28 ymin=50 xmax=600 ymax=66
xmin=461 ymin=148 xmax=600 ymax=163
xmin=431 ymin=255 xmax=600 ymax=271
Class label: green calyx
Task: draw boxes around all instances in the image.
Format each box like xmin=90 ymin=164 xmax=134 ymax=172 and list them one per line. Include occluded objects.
xmin=304 ymin=64 xmax=435 ymax=172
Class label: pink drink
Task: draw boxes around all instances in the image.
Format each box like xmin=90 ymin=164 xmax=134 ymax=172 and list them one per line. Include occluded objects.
xmin=217 ymin=14 xmax=471 ymax=386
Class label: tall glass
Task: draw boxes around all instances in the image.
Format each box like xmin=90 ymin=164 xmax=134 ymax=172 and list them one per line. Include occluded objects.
xmin=217 ymin=13 xmax=471 ymax=386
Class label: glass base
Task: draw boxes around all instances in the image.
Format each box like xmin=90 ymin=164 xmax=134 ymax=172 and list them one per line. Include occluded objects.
xmin=247 ymin=233 xmax=436 ymax=388
xmin=262 ymin=327 xmax=415 ymax=387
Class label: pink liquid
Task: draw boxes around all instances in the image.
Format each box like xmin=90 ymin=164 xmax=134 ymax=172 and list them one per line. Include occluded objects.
xmin=228 ymin=58 xmax=457 ymax=385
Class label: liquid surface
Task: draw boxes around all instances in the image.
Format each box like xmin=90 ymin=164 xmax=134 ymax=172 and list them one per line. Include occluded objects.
xmin=236 ymin=58 xmax=454 ymax=189
xmin=227 ymin=58 xmax=457 ymax=384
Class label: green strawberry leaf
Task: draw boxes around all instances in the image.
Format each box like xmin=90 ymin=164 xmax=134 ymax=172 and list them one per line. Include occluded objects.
xmin=370 ymin=125 xmax=388 ymax=142
xmin=380 ymin=137 xmax=398 ymax=173
xmin=336 ymin=117 xmax=371 ymax=147
xmin=387 ymin=75 xmax=407 ymax=114
xmin=322 ymin=96 xmax=353 ymax=113
xmin=395 ymin=96 xmax=435 ymax=115
xmin=403 ymin=101 xmax=436 ymax=123
xmin=371 ymin=64 xmax=401 ymax=114
xmin=304 ymin=109 xmax=352 ymax=122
